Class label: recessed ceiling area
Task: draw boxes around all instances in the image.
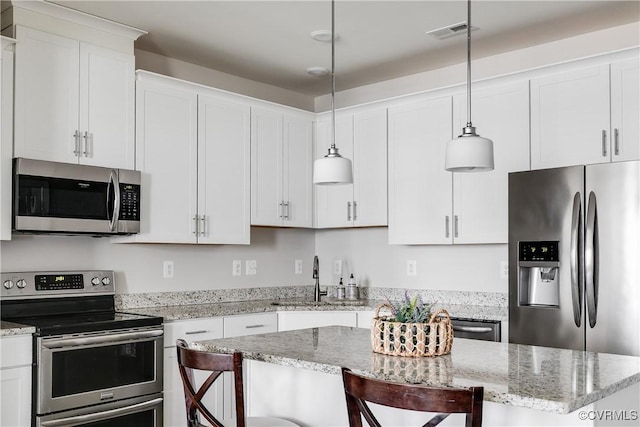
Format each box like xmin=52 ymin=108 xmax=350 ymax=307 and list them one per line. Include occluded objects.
xmin=49 ymin=1 xmax=640 ymax=97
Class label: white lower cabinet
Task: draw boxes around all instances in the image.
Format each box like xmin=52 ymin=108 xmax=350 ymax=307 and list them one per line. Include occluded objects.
xmin=356 ymin=310 xmax=375 ymax=329
xmin=163 ymin=318 xmax=225 ymax=427
xmin=0 ymin=334 xmax=32 ymax=427
xmin=277 ymin=311 xmax=357 ymax=332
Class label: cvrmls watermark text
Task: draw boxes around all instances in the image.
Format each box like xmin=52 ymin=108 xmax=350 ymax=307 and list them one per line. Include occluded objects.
xmin=578 ymin=410 xmax=638 ymax=421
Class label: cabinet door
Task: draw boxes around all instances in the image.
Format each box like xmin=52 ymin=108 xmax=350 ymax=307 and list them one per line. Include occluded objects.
xmin=134 ymin=77 xmax=198 ymax=243
xmin=531 ymin=65 xmax=610 ymax=169
xmin=314 ymin=114 xmax=354 ymax=228
xmin=0 ymin=366 xmax=31 ymax=427
xmin=388 ymin=97 xmax=453 ymax=245
xmin=198 ymin=95 xmax=251 ymax=244
xmin=353 ymin=108 xmax=387 ymax=227
xmin=14 ymin=26 xmax=79 ymax=164
xmin=251 ymin=107 xmax=284 ymax=227
xmin=283 ymin=115 xmax=313 ymax=228
xmin=611 ymin=59 xmax=640 ymax=162
xmin=79 ymin=43 xmax=135 ymax=169
xmin=453 ymin=81 xmax=530 ymax=244
xmin=1 ymin=39 xmax=14 ymax=241
xmin=277 ymin=311 xmax=357 ymax=331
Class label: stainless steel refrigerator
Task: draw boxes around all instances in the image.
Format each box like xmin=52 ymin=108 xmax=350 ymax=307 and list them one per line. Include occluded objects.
xmin=508 ymin=160 xmax=640 ymax=357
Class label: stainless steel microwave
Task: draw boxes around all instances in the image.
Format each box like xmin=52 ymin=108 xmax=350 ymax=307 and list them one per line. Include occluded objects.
xmin=13 ymin=158 xmax=141 ymax=235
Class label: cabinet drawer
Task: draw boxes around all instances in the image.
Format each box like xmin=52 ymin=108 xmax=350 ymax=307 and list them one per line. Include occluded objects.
xmin=224 ymin=313 xmax=277 ymax=338
xmin=0 ymin=335 xmax=32 ymax=369
xmin=164 ymin=317 xmax=224 ymax=347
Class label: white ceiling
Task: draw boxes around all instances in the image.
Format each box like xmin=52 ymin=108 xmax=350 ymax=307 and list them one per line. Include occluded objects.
xmin=50 ymin=0 xmax=640 ymax=97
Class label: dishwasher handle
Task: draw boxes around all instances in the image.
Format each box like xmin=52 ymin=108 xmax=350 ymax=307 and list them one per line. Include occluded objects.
xmin=452 ymin=325 xmax=493 ymax=333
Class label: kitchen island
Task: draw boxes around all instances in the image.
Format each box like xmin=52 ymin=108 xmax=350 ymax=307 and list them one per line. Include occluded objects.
xmin=193 ymin=326 xmax=640 ymax=427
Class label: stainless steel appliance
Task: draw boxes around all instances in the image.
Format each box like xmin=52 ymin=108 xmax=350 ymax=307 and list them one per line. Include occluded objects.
xmin=1 ymin=270 xmax=164 ymax=427
xmin=508 ymin=161 xmax=639 ymax=356
xmin=13 ymin=158 xmax=141 ymax=235
xmin=451 ymin=318 xmax=501 ymax=342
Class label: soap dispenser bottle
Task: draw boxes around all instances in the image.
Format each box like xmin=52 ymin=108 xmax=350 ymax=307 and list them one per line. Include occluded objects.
xmin=346 ymin=274 xmax=359 ymax=300
xmin=336 ymin=278 xmax=345 ymax=299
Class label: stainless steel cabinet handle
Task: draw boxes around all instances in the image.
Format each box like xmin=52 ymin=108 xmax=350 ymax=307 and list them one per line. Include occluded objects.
xmin=192 ymin=215 xmax=198 ymax=235
xmin=73 ymin=130 xmax=81 ymax=156
xmin=614 ymin=128 xmax=620 ymax=156
xmin=445 ymin=216 xmax=450 ymax=238
xmin=82 ymin=131 xmax=89 ymax=157
xmin=40 ymin=397 xmax=163 ymax=427
xmin=185 ymin=330 xmax=209 ymax=335
xmin=347 ymin=201 xmax=352 ymax=221
xmin=601 ymin=130 xmax=607 ymax=157
xmin=454 ymin=215 xmax=459 ymax=238
xmin=570 ymin=192 xmax=583 ymax=327
xmin=200 ymin=215 xmax=206 ymax=237
xmin=245 ymin=324 xmax=265 ymax=329
xmin=284 ymin=201 xmax=290 ymax=220
xmin=585 ymin=191 xmax=598 ymax=328
xmin=279 ymin=201 xmax=284 ymax=219
xmin=353 ymin=201 xmax=357 ymax=221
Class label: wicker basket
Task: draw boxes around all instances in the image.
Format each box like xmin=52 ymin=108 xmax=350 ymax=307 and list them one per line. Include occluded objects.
xmin=371 ymin=304 xmax=453 ymax=357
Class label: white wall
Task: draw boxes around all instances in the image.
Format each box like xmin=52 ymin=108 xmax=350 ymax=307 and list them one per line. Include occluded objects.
xmin=315 ymin=228 xmax=507 ymax=294
xmin=0 ymin=227 xmax=315 ymax=294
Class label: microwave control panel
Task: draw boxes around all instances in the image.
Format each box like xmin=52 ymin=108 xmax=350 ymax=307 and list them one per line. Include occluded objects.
xmin=119 ymin=183 xmax=140 ymax=221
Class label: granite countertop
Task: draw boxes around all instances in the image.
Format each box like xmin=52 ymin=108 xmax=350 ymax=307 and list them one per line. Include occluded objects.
xmin=0 ymin=321 xmax=35 ymax=337
xmin=124 ymin=298 xmax=507 ymax=323
xmin=192 ymin=325 xmax=640 ymax=414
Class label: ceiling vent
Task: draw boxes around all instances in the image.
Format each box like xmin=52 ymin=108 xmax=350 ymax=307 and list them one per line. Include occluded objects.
xmin=426 ymin=21 xmax=478 ymax=40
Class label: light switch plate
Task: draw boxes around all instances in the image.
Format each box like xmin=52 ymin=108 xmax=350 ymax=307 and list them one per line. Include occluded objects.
xmin=407 ymin=260 xmax=417 ymax=276
xmin=246 ymin=260 xmax=257 ymax=276
xmin=232 ymin=260 xmax=242 ymax=276
xmin=333 ymin=259 xmax=342 ymax=275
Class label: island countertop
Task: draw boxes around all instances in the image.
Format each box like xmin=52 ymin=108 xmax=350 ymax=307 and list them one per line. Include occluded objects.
xmin=192 ymin=325 xmax=640 ymax=415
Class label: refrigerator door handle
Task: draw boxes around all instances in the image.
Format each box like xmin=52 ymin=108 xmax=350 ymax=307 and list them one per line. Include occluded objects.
xmin=570 ymin=192 xmax=583 ymax=327
xmin=585 ymin=191 xmax=598 ymax=328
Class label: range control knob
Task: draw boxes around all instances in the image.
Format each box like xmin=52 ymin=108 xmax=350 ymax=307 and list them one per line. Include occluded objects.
xmin=101 ymin=277 xmax=111 ymax=286
xmin=3 ymin=280 xmax=14 ymax=289
xmin=91 ymin=277 xmax=101 ymax=286
xmin=16 ymin=279 xmax=27 ymax=289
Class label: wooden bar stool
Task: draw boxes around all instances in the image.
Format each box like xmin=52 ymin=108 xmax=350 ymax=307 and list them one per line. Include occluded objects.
xmin=176 ymin=339 xmax=298 ymax=427
xmin=341 ymin=367 xmax=483 ymax=427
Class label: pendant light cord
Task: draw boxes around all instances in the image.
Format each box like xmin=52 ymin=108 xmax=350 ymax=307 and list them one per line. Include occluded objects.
xmin=466 ymin=0 xmax=472 ymax=128
xmin=330 ymin=0 xmax=336 ymax=150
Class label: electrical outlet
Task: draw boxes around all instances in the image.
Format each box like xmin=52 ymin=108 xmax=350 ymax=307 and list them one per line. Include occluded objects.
xmin=163 ymin=260 xmax=174 ymax=278
xmin=246 ymin=260 xmax=257 ymax=276
xmin=333 ymin=259 xmax=342 ymax=275
xmin=294 ymin=259 xmax=303 ymax=275
xmin=232 ymin=260 xmax=242 ymax=276
xmin=500 ymin=261 xmax=509 ymax=279
xmin=407 ymin=260 xmax=417 ymax=276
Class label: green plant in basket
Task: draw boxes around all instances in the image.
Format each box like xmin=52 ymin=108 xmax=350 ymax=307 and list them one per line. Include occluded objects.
xmin=387 ymin=291 xmax=431 ymax=323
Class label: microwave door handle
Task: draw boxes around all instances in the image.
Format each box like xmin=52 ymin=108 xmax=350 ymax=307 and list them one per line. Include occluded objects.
xmin=585 ymin=191 xmax=598 ymax=328
xmin=39 ymin=397 xmax=163 ymax=427
xmin=570 ymin=192 xmax=583 ymax=327
xmin=107 ymin=170 xmax=120 ymax=232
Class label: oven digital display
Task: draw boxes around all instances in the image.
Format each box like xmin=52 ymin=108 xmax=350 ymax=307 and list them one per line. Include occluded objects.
xmin=35 ymin=274 xmax=84 ymax=291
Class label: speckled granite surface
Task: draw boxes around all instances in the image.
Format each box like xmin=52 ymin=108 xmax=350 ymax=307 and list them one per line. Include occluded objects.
xmin=0 ymin=321 xmax=35 ymax=336
xmin=192 ymin=325 xmax=640 ymax=414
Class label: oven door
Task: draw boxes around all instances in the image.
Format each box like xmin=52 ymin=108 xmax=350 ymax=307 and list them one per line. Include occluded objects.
xmin=36 ymin=393 xmax=163 ymax=427
xmin=37 ymin=327 xmax=163 ymax=415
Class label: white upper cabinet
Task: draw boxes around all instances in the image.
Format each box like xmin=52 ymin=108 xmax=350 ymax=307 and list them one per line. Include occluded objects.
xmin=452 ymin=81 xmax=530 ymax=244
xmin=388 ymin=96 xmax=453 ymax=245
xmin=314 ymin=106 xmax=387 ymax=228
xmin=610 ymin=58 xmax=640 ymax=162
xmin=14 ymin=26 xmax=134 ymax=169
xmin=129 ymin=72 xmax=249 ymax=244
xmin=389 ymin=80 xmax=530 ymax=245
xmin=531 ymin=59 xmax=639 ymax=169
xmin=251 ymin=106 xmax=313 ymax=227
xmin=1 ymin=38 xmax=15 ymax=241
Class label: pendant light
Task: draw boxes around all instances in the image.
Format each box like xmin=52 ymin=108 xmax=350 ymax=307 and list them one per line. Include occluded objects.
xmin=445 ymin=0 xmax=494 ymax=172
xmin=313 ymin=0 xmax=353 ymax=185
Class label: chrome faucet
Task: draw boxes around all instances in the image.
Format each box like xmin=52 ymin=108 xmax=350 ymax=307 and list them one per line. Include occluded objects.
xmin=313 ymin=255 xmax=327 ymax=302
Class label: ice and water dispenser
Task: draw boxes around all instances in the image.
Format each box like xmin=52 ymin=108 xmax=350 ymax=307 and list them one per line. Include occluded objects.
xmin=518 ymin=241 xmax=560 ymax=307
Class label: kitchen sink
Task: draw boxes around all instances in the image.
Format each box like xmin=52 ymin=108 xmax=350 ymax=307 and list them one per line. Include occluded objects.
xmin=270 ymin=298 xmax=367 ymax=307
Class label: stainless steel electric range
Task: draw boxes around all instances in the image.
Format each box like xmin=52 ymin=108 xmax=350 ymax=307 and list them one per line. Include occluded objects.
xmin=1 ymin=270 xmax=164 ymax=427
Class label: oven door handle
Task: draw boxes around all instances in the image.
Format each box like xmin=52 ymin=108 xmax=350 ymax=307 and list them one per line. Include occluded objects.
xmin=42 ymin=329 xmax=163 ymax=349
xmin=39 ymin=397 xmax=163 ymax=427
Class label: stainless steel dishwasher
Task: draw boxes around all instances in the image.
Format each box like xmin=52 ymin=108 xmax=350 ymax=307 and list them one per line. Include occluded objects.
xmin=451 ymin=317 xmax=501 ymax=342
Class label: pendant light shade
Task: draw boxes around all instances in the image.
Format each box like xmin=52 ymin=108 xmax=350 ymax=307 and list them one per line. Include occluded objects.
xmin=445 ymin=0 xmax=494 ymax=172
xmin=313 ymin=0 xmax=353 ymax=185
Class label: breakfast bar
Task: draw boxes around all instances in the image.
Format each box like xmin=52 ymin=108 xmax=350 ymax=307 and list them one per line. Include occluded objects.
xmin=193 ymin=326 xmax=640 ymax=427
